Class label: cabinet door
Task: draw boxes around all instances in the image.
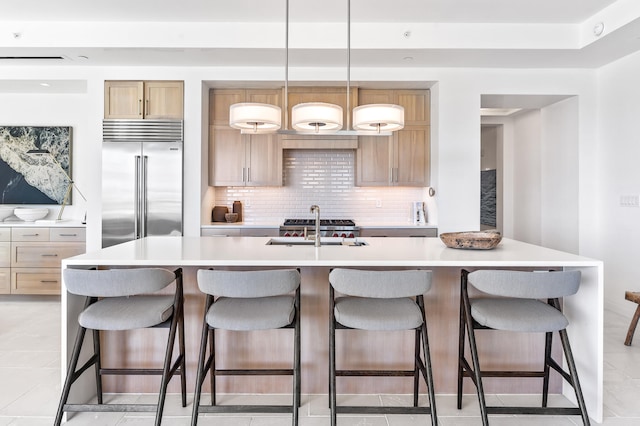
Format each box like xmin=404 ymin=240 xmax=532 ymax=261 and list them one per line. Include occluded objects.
xmin=104 ymin=81 xmax=144 ymax=119
xmin=356 ymin=135 xmax=391 ymax=186
xmin=144 ymin=81 xmax=184 ymax=119
xmin=211 ymin=89 xmax=245 ymax=126
xmin=394 ymin=127 xmax=430 ymax=186
xmin=210 ymin=127 xmax=246 ymax=186
xmin=246 ymin=133 xmax=283 ymax=186
xmin=396 ymin=89 xmax=430 ymax=126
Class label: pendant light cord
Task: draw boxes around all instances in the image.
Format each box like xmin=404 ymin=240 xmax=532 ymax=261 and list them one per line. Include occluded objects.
xmin=285 ymin=0 xmax=289 ymax=130
xmin=346 ymin=0 xmax=351 ymax=130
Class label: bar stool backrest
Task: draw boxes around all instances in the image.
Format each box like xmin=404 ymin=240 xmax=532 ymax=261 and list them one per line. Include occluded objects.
xmin=467 ymin=270 xmax=581 ymax=299
xmin=330 ymin=268 xmax=431 ymax=298
xmin=63 ymin=268 xmax=176 ymax=297
xmin=197 ymin=269 xmax=300 ymax=297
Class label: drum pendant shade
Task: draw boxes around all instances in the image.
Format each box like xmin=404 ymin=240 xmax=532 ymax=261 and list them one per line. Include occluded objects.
xmin=291 ymin=102 xmax=343 ymax=133
xmin=229 ymin=103 xmax=282 ymax=133
xmin=353 ymin=104 xmax=405 ymax=132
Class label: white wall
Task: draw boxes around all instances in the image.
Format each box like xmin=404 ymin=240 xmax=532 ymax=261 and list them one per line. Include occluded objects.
xmin=512 ymin=110 xmax=543 ymax=245
xmin=597 ymin=50 xmax=640 ymax=314
xmin=541 ymin=97 xmax=579 ymax=254
xmin=0 ymin=90 xmax=92 ymax=225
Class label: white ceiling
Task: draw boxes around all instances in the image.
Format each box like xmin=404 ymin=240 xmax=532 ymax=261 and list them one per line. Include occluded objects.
xmin=1 ymin=0 xmax=639 ymax=68
xmin=0 ymin=0 xmax=619 ymax=23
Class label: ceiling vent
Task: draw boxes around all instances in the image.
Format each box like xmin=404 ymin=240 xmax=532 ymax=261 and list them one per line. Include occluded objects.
xmin=0 ymin=56 xmax=65 ymax=60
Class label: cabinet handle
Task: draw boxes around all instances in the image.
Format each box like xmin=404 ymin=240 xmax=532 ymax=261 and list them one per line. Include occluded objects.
xmin=41 ymin=254 xmax=58 ymax=257
xmin=247 ymin=167 xmax=250 ymax=182
xmin=138 ymin=99 xmax=142 ymax=115
xmin=40 ymin=280 xmax=59 ymax=284
xmin=58 ymin=233 xmax=78 ymax=237
xmin=145 ymin=99 xmax=149 ymax=116
xmin=23 ymin=233 xmax=40 ymax=237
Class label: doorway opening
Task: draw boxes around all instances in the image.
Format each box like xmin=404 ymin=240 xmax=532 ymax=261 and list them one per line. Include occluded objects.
xmin=480 ymin=94 xmax=579 ymax=253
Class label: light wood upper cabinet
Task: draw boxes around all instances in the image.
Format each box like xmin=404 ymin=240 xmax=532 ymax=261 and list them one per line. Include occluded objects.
xmin=287 ymin=87 xmax=357 ymax=130
xmin=105 ymin=80 xmax=184 ymax=119
xmin=356 ymin=89 xmax=430 ymax=187
xmin=209 ymin=89 xmax=283 ymax=187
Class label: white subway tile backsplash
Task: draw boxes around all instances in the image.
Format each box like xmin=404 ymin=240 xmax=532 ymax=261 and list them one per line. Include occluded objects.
xmin=214 ymin=149 xmax=428 ymax=224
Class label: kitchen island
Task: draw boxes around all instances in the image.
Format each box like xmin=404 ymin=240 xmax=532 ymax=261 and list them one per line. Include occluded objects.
xmin=61 ymin=236 xmax=603 ymax=422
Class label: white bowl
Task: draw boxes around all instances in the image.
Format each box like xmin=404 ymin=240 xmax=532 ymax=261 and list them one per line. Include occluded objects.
xmin=13 ymin=208 xmax=49 ymax=222
xmin=0 ymin=206 xmax=14 ymax=221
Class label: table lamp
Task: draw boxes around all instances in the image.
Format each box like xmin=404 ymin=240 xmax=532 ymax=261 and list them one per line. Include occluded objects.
xmin=26 ymin=149 xmax=86 ymax=222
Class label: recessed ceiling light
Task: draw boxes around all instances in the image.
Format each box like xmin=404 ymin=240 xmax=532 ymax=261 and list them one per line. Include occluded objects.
xmin=403 ymin=56 xmax=414 ymax=61
xmin=40 ymin=82 xmax=50 ymax=87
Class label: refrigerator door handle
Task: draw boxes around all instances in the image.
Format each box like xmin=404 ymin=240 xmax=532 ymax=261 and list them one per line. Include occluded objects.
xmin=141 ymin=155 xmax=148 ymax=238
xmin=134 ymin=155 xmax=141 ymax=239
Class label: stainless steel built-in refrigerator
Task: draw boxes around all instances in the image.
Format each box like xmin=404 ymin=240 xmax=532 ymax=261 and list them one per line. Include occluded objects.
xmin=102 ymin=119 xmax=183 ymax=248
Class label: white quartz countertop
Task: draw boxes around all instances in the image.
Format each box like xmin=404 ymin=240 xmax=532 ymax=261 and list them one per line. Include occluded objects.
xmin=64 ymin=236 xmax=601 ymax=268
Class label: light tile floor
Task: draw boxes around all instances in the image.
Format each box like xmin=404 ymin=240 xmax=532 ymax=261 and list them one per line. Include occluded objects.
xmin=1 ymin=296 xmax=639 ymax=425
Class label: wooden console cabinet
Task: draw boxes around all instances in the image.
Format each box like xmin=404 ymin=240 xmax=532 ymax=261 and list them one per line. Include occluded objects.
xmin=0 ymin=226 xmax=86 ymax=295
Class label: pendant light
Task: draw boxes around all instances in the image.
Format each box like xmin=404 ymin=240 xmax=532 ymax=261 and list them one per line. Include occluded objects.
xmin=281 ymin=0 xmax=402 ymax=136
xmin=353 ymin=103 xmax=404 ymax=132
xmin=228 ymin=6 xmax=283 ymax=135
xmin=349 ymin=0 xmax=404 ymax=132
xmin=229 ymin=102 xmax=281 ymax=133
xmin=288 ymin=0 xmax=342 ymax=134
xmin=291 ymin=102 xmax=343 ymax=133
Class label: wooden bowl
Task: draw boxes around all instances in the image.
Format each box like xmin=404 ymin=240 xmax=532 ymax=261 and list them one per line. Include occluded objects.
xmin=440 ymin=231 xmax=502 ymax=250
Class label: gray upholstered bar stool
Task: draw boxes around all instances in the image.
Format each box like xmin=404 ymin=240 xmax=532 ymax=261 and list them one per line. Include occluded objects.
xmin=192 ymin=268 xmax=301 ymax=426
xmin=458 ymin=269 xmax=590 ymax=425
xmin=55 ymin=267 xmax=186 ymax=426
xmin=329 ymin=268 xmax=437 ymax=426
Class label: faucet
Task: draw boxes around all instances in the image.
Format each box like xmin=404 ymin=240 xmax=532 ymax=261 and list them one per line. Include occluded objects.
xmin=310 ymin=204 xmax=321 ymax=247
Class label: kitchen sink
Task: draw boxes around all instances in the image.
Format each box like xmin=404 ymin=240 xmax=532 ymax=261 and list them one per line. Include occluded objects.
xmin=266 ymin=237 xmax=367 ymax=246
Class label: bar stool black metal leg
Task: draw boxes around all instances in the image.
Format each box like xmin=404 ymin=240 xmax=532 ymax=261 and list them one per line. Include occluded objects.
xmin=415 ymin=328 xmax=422 ymax=407
xmin=329 ymin=287 xmax=337 ymax=426
xmin=155 ymin=309 xmax=179 ymax=426
xmin=457 ymin=290 xmax=466 ymax=410
xmin=421 ymin=321 xmax=438 ymax=426
xmin=462 ymin=293 xmax=489 ymax=425
xmin=542 ymin=331 xmax=553 ymax=407
xmin=192 ymin=296 xmax=213 ymax=426
xmin=558 ymin=328 xmax=590 ymax=426
xmin=179 ymin=303 xmax=187 ymax=407
xmin=92 ymin=328 xmax=103 ymax=405
xmin=292 ymin=288 xmax=301 ymax=426
xmin=211 ymin=328 xmax=217 ymax=406
xmin=55 ymin=323 xmax=88 ymax=426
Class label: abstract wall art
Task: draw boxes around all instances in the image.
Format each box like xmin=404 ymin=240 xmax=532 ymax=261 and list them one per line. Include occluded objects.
xmin=481 ymin=168 xmax=496 ymax=228
xmin=0 ymin=126 xmax=72 ymax=204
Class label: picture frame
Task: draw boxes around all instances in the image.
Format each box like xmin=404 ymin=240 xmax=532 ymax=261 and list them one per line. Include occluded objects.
xmin=0 ymin=126 xmax=72 ymax=204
